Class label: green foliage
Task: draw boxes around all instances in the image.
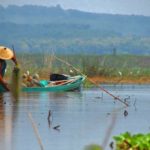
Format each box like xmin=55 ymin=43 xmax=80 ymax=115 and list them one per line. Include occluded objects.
xmin=113 ymin=132 xmax=150 ymax=150
xmin=84 ymin=144 xmax=102 ymax=150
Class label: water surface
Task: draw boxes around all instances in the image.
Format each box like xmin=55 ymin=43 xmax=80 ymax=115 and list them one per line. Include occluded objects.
xmin=0 ymin=84 xmax=150 ymax=150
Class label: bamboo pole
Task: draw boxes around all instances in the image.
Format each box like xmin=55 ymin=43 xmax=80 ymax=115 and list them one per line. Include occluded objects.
xmin=28 ymin=112 xmax=44 ymax=150
xmin=102 ymin=112 xmax=117 ymax=150
xmin=102 ymin=106 xmax=126 ymax=150
xmin=54 ymin=55 xmax=129 ymax=107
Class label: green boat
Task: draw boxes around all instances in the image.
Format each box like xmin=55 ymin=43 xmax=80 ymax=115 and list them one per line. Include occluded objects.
xmin=0 ymin=75 xmax=86 ymax=92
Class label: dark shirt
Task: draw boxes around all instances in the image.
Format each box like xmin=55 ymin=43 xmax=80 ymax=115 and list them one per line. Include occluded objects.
xmin=0 ymin=59 xmax=7 ymax=77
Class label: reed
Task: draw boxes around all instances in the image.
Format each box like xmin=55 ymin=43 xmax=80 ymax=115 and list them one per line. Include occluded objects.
xmin=5 ymin=53 xmax=150 ymax=84
xmin=10 ymin=54 xmax=150 ymax=76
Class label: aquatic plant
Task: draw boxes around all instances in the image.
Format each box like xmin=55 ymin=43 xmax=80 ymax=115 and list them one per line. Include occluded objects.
xmin=84 ymin=144 xmax=102 ymax=150
xmin=113 ymin=132 xmax=150 ymax=150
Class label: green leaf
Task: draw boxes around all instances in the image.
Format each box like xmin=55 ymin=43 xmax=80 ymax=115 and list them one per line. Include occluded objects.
xmin=113 ymin=132 xmax=150 ymax=150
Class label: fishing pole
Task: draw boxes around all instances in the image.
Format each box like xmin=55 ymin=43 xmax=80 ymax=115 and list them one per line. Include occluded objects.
xmin=54 ymin=55 xmax=129 ymax=107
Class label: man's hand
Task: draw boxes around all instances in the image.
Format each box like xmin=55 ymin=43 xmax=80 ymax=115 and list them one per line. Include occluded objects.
xmin=13 ymin=65 xmax=20 ymax=74
xmin=12 ymin=56 xmax=18 ymax=65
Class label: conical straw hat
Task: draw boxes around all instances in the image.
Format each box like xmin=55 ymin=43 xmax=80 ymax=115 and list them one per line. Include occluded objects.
xmin=0 ymin=46 xmax=14 ymax=60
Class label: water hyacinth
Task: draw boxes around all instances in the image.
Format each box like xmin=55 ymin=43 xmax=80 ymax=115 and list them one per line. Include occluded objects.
xmin=84 ymin=144 xmax=102 ymax=150
xmin=113 ymin=132 xmax=150 ymax=150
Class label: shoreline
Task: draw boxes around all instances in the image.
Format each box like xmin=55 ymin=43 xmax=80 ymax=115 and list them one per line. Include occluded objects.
xmin=88 ymin=76 xmax=150 ymax=84
xmin=5 ymin=75 xmax=150 ymax=85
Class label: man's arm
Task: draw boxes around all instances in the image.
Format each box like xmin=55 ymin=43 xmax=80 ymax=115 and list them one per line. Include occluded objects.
xmin=0 ymin=75 xmax=10 ymax=91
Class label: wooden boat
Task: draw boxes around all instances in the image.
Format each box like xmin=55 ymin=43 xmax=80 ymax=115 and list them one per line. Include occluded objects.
xmin=0 ymin=75 xmax=85 ymax=93
xmin=22 ymin=75 xmax=85 ymax=92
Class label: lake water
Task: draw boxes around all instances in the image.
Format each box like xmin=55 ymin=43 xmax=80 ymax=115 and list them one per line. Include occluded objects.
xmin=0 ymin=84 xmax=150 ymax=150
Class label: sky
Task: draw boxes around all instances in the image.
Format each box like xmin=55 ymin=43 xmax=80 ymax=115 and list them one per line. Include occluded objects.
xmin=1 ymin=0 xmax=150 ymax=16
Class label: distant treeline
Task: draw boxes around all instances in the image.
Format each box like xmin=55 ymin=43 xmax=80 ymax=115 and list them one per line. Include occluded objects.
xmin=0 ymin=5 xmax=150 ymax=54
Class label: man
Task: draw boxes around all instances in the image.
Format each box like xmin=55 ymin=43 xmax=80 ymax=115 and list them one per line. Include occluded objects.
xmin=0 ymin=46 xmax=18 ymax=91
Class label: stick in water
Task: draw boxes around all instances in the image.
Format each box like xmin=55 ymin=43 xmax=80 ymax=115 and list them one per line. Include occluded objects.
xmin=28 ymin=112 xmax=44 ymax=150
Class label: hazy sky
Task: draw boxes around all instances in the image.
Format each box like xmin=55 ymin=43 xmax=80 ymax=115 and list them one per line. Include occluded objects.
xmin=1 ymin=0 xmax=150 ymax=16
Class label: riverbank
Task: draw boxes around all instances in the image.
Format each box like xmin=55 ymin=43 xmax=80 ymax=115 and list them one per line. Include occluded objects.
xmin=6 ymin=75 xmax=150 ymax=85
xmin=89 ymin=76 xmax=150 ymax=84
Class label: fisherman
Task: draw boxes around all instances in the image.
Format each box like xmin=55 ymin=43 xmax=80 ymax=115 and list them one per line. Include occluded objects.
xmin=0 ymin=46 xmax=18 ymax=91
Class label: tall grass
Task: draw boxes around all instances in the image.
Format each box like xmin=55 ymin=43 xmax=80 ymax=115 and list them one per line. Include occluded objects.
xmin=5 ymin=54 xmax=150 ymax=80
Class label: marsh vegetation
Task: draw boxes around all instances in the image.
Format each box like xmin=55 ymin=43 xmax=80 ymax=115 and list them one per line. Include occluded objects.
xmin=5 ymin=54 xmax=150 ymax=84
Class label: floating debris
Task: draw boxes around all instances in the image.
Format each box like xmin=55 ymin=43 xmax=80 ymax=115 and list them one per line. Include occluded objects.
xmin=133 ymin=98 xmax=137 ymax=111
xmin=124 ymin=95 xmax=130 ymax=103
xmin=109 ymin=141 xmax=114 ymax=149
xmin=53 ymin=125 xmax=60 ymax=131
xmin=47 ymin=110 xmax=52 ymax=128
xmin=47 ymin=110 xmax=52 ymax=121
xmin=95 ymin=93 xmax=104 ymax=100
xmin=95 ymin=96 xmax=102 ymax=99
xmin=133 ymin=98 xmax=137 ymax=106
xmin=107 ymin=113 xmax=111 ymax=116
xmin=124 ymin=110 xmax=128 ymax=117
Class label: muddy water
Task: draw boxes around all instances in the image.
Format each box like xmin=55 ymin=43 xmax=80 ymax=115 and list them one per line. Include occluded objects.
xmin=0 ymin=85 xmax=150 ymax=150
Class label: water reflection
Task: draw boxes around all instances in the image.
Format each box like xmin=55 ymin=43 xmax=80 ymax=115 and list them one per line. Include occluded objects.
xmin=0 ymin=94 xmax=5 ymax=149
xmin=0 ymin=93 xmax=14 ymax=150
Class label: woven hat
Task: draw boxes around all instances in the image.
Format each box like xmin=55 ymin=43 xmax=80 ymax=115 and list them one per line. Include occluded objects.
xmin=0 ymin=46 xmax=14 ymax=60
